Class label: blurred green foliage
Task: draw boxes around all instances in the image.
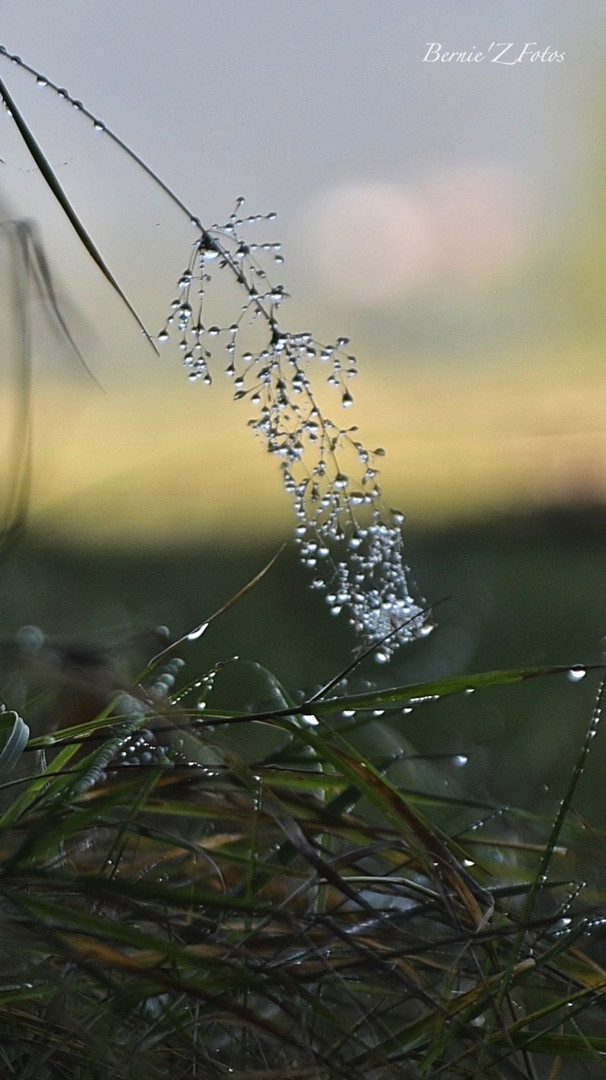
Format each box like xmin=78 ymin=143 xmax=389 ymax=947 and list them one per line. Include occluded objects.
xmin=2 ymin=505 xmax=605 ymax=823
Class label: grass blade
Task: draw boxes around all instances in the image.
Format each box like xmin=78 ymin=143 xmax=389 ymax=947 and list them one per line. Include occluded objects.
xmin=0 ymin=75 xmax=157 ymax=354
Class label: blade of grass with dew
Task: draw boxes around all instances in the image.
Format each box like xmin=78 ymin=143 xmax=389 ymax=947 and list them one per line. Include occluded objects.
xmin=144 ymin=545 xmax=286 ymax=675
xmin=303 ymin=663 xmax=604 ymax=719
xmin=495 ymin=679 xmax=605 ymax=1017
xmin=188 ymin=663 xmax=604 ymax=729
xmin=0 ymin=74 xmax=157 ymax=353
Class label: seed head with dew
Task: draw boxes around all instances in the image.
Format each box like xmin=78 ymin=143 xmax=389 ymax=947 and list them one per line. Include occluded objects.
xmin=156 ymin=201 xmax=433 ymax=659
xmin=0 ymin=48 xmax=433 ymax=659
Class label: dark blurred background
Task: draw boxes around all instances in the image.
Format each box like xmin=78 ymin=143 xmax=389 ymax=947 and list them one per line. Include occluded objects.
xmin=2 ymin=508 xmax=605 ymax=830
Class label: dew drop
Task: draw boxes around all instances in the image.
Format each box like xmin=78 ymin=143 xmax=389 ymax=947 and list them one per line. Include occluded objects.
xmin=187 ymin=622 xmax=209 ymax=641
xmin=567 ymin=667 xmax=586 ymax=682
xmin=300 ymin=713 xmax=319 ymax=726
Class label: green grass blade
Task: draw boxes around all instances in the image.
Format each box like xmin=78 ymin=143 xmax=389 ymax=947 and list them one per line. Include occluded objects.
xmin=0 ymin=75 xmax=157 ymax=354
xmin=0 ymin=710 xmax=29 ymax=781
xmin=305 ymin=664 xmax=601 ymax=717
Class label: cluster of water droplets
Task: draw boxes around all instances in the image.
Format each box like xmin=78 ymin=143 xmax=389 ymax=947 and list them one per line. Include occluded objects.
xmin=155 ymin=203 xmax=432 ymax=658
xmin=156 ymin=200 xmax=287 ymax=386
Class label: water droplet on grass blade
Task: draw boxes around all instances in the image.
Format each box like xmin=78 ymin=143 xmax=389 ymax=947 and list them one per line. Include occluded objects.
xmin=567 ymin=667 xmax=586 ymax=682
xmin=300 ymin=713 xmax=319 ymax=726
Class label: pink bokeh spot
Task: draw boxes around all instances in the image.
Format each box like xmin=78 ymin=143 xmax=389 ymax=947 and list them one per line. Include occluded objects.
xmin=303 ymin=165 xmax=536 ymax=308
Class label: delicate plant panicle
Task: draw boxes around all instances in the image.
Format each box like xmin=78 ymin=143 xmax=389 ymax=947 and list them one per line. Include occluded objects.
xmin=156 ymin=204 xmax=433 ymax=657
xmin=0 ymin=47 xmax=433 ymax=658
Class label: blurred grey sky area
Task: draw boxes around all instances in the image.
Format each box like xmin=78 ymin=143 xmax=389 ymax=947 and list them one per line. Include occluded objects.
xmin=0 ymin=0 xmax=604 ymax=380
